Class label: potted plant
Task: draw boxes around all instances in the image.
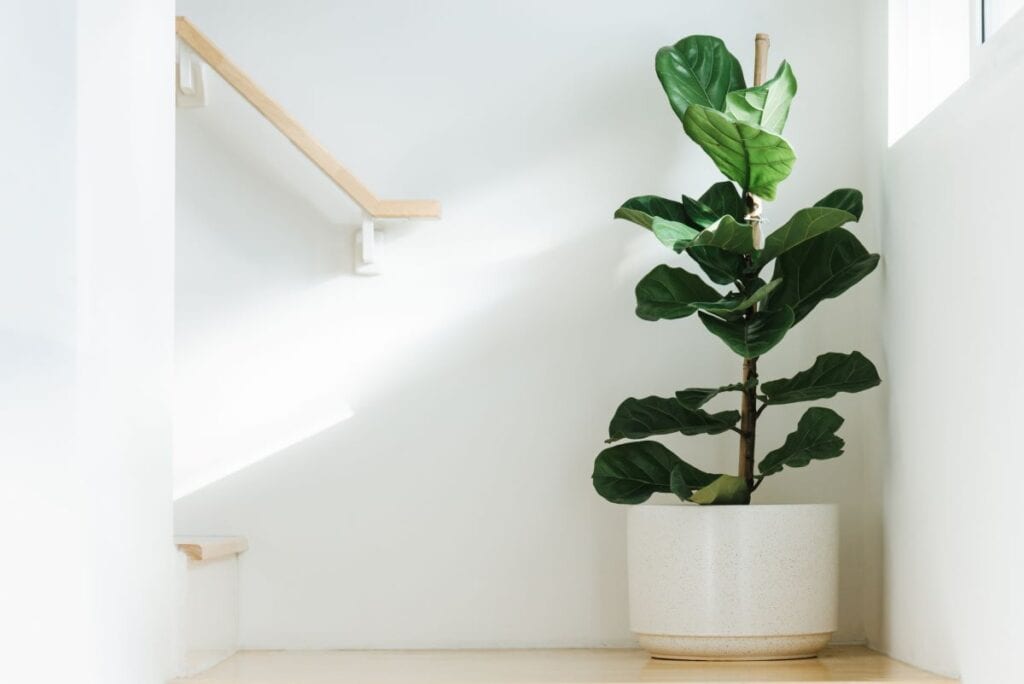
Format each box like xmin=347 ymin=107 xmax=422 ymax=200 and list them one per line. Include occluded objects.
xmin=592 ymin=33 xmax=880 ymax=661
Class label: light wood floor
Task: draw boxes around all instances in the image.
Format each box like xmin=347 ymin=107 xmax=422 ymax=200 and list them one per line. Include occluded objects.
xmin=173 ymin=646 xmax=954 ymax=683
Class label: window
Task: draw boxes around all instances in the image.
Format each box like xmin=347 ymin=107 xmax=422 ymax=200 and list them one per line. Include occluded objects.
xmin=983 ymin=0 xmax=1024 ymax=40
xmin=888 ymin=0 xmax=971 ymax=144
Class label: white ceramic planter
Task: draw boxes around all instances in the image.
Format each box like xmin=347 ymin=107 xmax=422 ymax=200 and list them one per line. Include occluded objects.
xmin=627 ymin=503 xmax=838 ymax=661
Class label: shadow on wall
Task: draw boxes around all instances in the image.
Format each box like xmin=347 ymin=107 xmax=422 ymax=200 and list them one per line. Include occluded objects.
xmin=173 ymin=54 xmax=691 ymax=497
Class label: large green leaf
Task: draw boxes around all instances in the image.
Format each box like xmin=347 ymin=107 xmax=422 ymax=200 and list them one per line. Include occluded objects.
xmin=615 ymin=195 xmax=693 ymax=230
xmin=698 ymin=306 xmax=795 ymax=358
xmin=655 ymin=36 xmax=745 ymax=120
xmin=675 ymin=380 xmax=753 ymax=409
xmin=759 ymin=407 xmax=845 ymax=476
xmin=815 ymin=188 xmax=864 ymax=221
xmin=635 ymin=266 xmax=779 ymax=321
xmin=699 ymin=181 xmax=747 ymax=222
xmin=669 ymin=465 xmax=694 ymax=501
xmin=682 ymin=105 xmax=796 ymax=200
xmin=592 ymin=441 xmax=678 ymax=504
xmin=725 ymin=61 xmax=798 ymax=134
xmin=635 ymin=265 xmax=721 ymax=320
xmin=680 ymin=196 xmax=719 ymax=229
xmin=651 ymin=218 xmax=701 ymax=250
xmin=762 ymin=351 xmax=881 ymax=405
xmin=702 ymin=278 xmax=780 ymax=315
xmin=607 ymin=395 xmax=740 ymax=442
xmin=763 ymin=228 xmax=880 ymax=324
xmin=688 ymin=246 xmax=747 ymax=285
xmin=689 ymin=474 xmax=751 ymax=505
xmin=757 ymin=207 xmax=855 ymax=266
xmin=688 ymin=216 xmax=757 ymax=254
xmin=679 ymin=182 xmax=748 ymax=232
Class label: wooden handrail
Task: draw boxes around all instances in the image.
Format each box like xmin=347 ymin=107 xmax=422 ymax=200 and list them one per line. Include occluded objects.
xmin=176 ymin=17 xmax=440 ymax=219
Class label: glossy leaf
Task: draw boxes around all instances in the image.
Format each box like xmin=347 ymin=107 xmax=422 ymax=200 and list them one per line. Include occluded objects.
xmin=651 ymin=218 xmax=700 ymax=250
xmin=725 ymin=61 xmax=798 ymax=134
xmin=635 ymin=266 xmax=779 ymax=321
xmin=592 ymin=441 xmax=678 ymax=504
xmin=814 ymin=188 xmax=864 ymax=221
xmin=655 ymin=35 xmax=745 ymax=120
xmin=764 ymin=228 xmax=880 ymax=324
xmin=607 ymin=395 xmax=740 ymax=442
xmin=682 ymin=105 xmax=796 ymax=200
xmin=675 ymin=380 xmax=753 ymax=409
xmin=698 ymin=306 xmax=795 ymax=358
xmin=757 ymin=207 xmax=855 ymax=265
xmin=615 ymin=195 xmax=693 ymax=230
xmin=680 ymin=195 xmax=719 ymax=229
xmin=702 ymin=278 xmax=781 ymax=315
xmin=669 ymin=465 xmax=694 ymax=501
xmin=689 ymin=474 xmax=751 ymax=505
xmin=634 ymin=265 xmax=721 ymax=320
xmin=688 ymin=246 xmax=747 ymax=285
xmin=688 ymin=215 xmax=757 ymax=254
xmin=699 ymin=181 xmax=747 ymax=222
xmin=680 ymin=182 xmax=748 ymax=232
xmin=762 ymin=351 xmax=881 ymax=405
xmin=759 ymin=407 xmax=845 ymax=476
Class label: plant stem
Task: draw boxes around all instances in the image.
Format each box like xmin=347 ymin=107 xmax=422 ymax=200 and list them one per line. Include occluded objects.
xmin=738 ymin=353 xmax=758 ymax=489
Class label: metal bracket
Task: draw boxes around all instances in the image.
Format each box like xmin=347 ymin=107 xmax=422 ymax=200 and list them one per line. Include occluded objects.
xmin=176 ymin=42 xmax=207 ymax=108
xmin=354 ymin=214 xmax=382 ymax=276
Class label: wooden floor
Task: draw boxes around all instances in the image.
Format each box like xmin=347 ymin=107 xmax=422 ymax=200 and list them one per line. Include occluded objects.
xmin=174 ymin=646 xmax=954 ymax=683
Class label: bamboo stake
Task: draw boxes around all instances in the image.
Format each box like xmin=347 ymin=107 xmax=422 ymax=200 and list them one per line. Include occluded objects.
xmin=754 ymin=33 xmax=770 ymax=87
xmin=738 ymin=33 xmax=770 ymax=492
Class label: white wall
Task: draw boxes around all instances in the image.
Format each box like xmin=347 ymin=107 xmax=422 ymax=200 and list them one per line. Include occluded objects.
xmin=174 ymin=0 xmax=881 ymax=648
xmin=880 ymin=9 xmax=1024 ymax=682
xmin=0 ymin=1 xmax=176 ymax=682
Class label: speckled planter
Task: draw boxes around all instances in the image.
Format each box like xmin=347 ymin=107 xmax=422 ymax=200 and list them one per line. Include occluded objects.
xmin=627 ymin=503 xmax=838 ymax=661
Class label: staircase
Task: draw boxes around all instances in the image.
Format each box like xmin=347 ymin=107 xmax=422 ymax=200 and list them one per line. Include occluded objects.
xmin=175 ymin=16 xmax=440 ymax=274
xmin=175 ymin=536 xmax=248 ymax=678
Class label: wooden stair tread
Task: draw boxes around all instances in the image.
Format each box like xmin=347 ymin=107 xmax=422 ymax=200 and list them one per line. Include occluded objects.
xmin=171 ymin=645 xmax=954 ymax=683
xmin=175 ymin=535 xmax=249 ymax=562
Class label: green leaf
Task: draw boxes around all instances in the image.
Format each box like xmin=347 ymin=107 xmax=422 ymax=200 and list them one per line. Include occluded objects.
xmin=675 ymin=380 xmax=753 ymax=409
xmin=635 ymin=266 xmax=779 ymax=321
xmin=762 ymin=351 xmax=881 ymax=405
xmin=757 ymin=207 xmax=855 ymax=266
xmin=669 ymin=465 xmax=694 ymax=501
xmin=698 ymin=306 xmax=795 ymax=358
xmin=703 ymin=278 xmax=781 ymax=316
xmin=725 ymin=61 xmax=798 ymax=134
xmin=635 ymin=264 xmax=721 ymax=320
xmin=688 ymin=246 xmax=747 ymax=285
xmin=688 ymin=216 xmax=756 ymax=254
xmin=815 ymin=188 xmax=864 ymax=221
xmin=689 ymin=474 xmax=751 ymax=505
xmin=607 ymin=395 xmax=740 ymax=442
xmin=759 ymin=407 xmax=845 ymax=476
xmin=699 ymin=181 xmax=747 ymax=221
xmin=592 ymin=441 xmax=678 ymax=504
xmin=763 ymin=228 xmax=880 ymax=324
xmin=680 ymin=196 xmax=719 ymax=229
xmin=651 ymin=218 xmax=700 ymax=250
xmin=615 ymin=195 xmax=693 ymax=229
xmin=682 ymin=105 xmax=796 ymax=200
xmin=679 ymin=182 xmax=748 ymax=232
xmin=655 ymin=36 xmax=745 ymax=120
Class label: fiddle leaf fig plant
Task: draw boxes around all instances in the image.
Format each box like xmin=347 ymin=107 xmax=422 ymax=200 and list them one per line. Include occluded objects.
xmin=592 ymin=35 xmax=880 ymax=506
